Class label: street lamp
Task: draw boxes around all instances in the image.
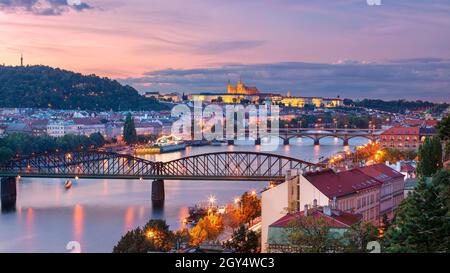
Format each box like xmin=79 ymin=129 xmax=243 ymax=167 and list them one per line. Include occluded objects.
xmin=208 ymin=196 xmax=216 ymax=208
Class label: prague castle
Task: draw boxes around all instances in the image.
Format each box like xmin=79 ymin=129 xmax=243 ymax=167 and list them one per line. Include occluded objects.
xmin=187 ymin=79 xmax=342 ymax=108
xmin=227 ymin=79 xmax=259 ymax=95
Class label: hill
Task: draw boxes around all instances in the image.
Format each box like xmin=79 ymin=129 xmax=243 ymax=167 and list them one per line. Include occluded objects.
xmin=0 ymin=65 xmax=169 ymax=111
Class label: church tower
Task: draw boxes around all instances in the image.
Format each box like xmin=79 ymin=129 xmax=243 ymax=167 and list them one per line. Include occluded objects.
xmin=20 ymin=54 xmax=23 ymax=66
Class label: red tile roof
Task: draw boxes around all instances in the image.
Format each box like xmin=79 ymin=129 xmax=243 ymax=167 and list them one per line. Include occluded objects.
xmin=357 ymin=163 xmax=404 ymax=183
xmin=403 ymin=119 xmax=438 ymax=127
xmin=303 ymin=168 xmax=381 ymax=198
xmin=270 ymin=207 xmax=361 ymax=229
xmin=382 ymin=126 xmax=420 ymax=135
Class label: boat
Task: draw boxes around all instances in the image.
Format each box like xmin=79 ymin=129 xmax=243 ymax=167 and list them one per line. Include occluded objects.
xmin=211 ymin=139 xmax=228 ymax=146
xmin=64 ymin=180 xmax=72 ymax=189
xmin=135 ymin=134 xmax=186 ymax=154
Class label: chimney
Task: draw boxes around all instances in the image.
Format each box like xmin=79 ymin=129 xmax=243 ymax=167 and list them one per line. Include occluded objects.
xmin=313 ymin=199 xmax=318 ymax=208
xmin=303 ymin=205 xmax=308 ymax=216
xmin=323 ymin=206 xmax=332 ymax=216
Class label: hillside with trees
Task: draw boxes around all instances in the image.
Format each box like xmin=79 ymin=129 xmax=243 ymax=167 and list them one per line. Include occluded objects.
xmin=0 ymin=65 xmax=169 ymax=111
xmin=343 ymin=98 xmax=448 ymax=114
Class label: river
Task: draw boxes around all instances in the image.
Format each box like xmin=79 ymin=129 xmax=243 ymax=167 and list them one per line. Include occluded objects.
xmin=0 ymin=137 xmax=368 ymax=252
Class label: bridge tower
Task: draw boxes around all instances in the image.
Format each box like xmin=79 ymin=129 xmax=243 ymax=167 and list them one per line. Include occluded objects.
xmin=152 ymin=179 xmax=165 ymax=207
xmin=1 ymin=177 xmax=16 ymax=212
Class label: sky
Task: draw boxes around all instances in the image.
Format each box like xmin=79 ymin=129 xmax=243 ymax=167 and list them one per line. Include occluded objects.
xmin=1 ymin=0 xmax=450 ymax=102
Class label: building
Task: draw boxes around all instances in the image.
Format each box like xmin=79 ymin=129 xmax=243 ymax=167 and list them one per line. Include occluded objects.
xmin=379 ymin=126 xmax=421 ymax=150
xmin=227 ymin=79 xmax=259 ymax=95
xmin=5 ymin=123 xmax=32 ymax=135
xmin=261 ymin=170 xmax=299 ymax=253
xmin=380 ymin=126 xmax=437 ymax=151
xmin=300 ymin=168 xmax=382 ymax=224
xmin=29 ymin=120 xmax=49 ymax=136
xmin=189 ymin=80 xmax=342 ymax=108
xmin=357 ymin=164 xmax=405 ymax=220
xmin=135 ymin=121 xmax=163 ymax=136
xmin=266 ymin=206 xmax=361 ymax=253
xmin=144 ymin=92 xmax=181 ymax=102
xmin=47 ymin=121 xmax=80 ymax=137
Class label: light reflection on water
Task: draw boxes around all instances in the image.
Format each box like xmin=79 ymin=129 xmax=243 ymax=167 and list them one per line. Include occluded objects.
xmin=0 ymin=137 xmax=368 ymax=252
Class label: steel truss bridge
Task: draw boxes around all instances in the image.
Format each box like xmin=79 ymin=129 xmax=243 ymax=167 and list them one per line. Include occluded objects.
xmin=0 ymin=151 xmax=322 ymax=208
xmin=0 ymin=151 xmax=321 ymax=181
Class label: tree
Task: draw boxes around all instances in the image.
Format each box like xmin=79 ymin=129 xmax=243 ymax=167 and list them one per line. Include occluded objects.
xmin=89 ymin=132 xmax=106 ymax=147
xmin=224 ymin=225 xmax=259 ymax=253
xmin=417 ymin=137 xmax=443 ymax=177
xmin=436 ymin=114 xmax=450 ymax=141
xmin=173 ymin=228 xmax=191 ymax=250
xmin=437 ymin=115 xmax=450 ymax=161
xmin=284 ymin=214 xmax=342 ymax=253
xmin=240 ymin=192 xmax=261 ymax=224
xmin=342 ymin=222 xmax=379 ymax=253
xmin=223 ymin=205 xmax=244 ymax=231
xmin=189 ymin=214 xmax=224 ymax=246
xmin=123 ymin=113 xmax=137 ymax=145
xmin=383 ymin=170 xmax=450 ymax=252
xmin=113 ymin=219 xmax=174 ymax=253
xmin=0 ymin=65 xmax=169 ymax=111
xmin=0 ymin=147 xmax=14 ymax=162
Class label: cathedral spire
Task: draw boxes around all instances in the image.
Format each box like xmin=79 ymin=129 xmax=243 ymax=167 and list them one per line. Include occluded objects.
xmin=20 ymin=54 xmax=23 ymax=66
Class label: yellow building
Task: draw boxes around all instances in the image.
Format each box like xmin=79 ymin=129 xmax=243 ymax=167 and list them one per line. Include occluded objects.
xmin=227 ymin=79 xmax=259 ymax=95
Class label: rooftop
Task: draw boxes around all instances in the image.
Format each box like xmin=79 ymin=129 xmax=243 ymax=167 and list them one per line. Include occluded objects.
xmin=303 ymin=168 xmax=382 ymax=198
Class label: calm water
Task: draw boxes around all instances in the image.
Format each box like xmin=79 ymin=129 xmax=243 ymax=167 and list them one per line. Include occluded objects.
xmin=0 ymin=137 xmax=368 ymax=252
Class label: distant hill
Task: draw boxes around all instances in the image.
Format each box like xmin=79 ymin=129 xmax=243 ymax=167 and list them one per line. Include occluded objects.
xmin=0 ymin=65 xmax=169 ymax=111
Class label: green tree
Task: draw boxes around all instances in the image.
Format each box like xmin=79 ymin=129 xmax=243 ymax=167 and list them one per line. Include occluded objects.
xmin=224 ymin=225 xmax=259 ymax=253
xmin=284 ymin=214 xmax=342 ymax=253
xmin=0 ymin=147 xmax=14 ymax=162
xmin=383 ymin=170 xmax=450 ymax=252
xmin=436 ymin=114 xmax=450 ymax=141
xmin=342 ymin=222 xmax=379 ymax=253
xmin=89 ymin=132 xmax=106 ymax=147
xmin=417 ymin=137 xmax=443 ymax=177
xmin=113 ymin=219 xmax=174 ymax=253
xmin=123 ymin=113 xmax=137 ymax=145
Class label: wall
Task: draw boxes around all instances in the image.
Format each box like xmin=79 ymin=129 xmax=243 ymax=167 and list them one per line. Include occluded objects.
xmin=261 ymin=178 xmax=294 ymax=253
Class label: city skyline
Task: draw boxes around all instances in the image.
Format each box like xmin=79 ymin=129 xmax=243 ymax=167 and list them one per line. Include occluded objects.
xmin=1 ymin=0 xmax=450 ymax=101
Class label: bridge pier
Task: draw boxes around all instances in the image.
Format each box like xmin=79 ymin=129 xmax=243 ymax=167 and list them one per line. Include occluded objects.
xmin=152 ymin=179 xmax=165 ymax=207
xmin=255 ymin=138 xmax=261 ymax=145
xmin=1 ymin=177 xmax=16 ymax=213
xmin=343 ymin=139 xmax=349 ymax=146
xmin=314 ymin=139 xmax=320 ymax=146
xmin=227 ymin=140 xmax=234 ymax=145
xmin=283 ymin=139 xmax=290 ymax=145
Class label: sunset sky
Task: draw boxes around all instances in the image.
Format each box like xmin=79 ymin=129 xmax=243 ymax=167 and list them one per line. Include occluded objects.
xmin=1 ymin=0 xmax=449 ymax=101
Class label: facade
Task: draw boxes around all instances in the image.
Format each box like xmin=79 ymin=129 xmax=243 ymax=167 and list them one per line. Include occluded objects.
xmin=357 ymin=164 xmax=405 ymax=220
xmin=266 ymin=206 xmax=361 ymax=253
xmin=278 ymin=96 xmax=342 ymax=108
xmin=47 ymin=120 xmax=105 ymax=137
xmin=189 ymin=80 xmax=342 ymax=108
xmin=227 ymin=79 xmax=259 ymax=95
xmin=5 ymin=123 xmax=32 ymax=135
xmin=135 ymin=121 xmax=163 ymax=136
xmin=261 ymin=170 xmax=299 ymax=253
xmin=379 ymin=126 xmax=421 ymax=150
